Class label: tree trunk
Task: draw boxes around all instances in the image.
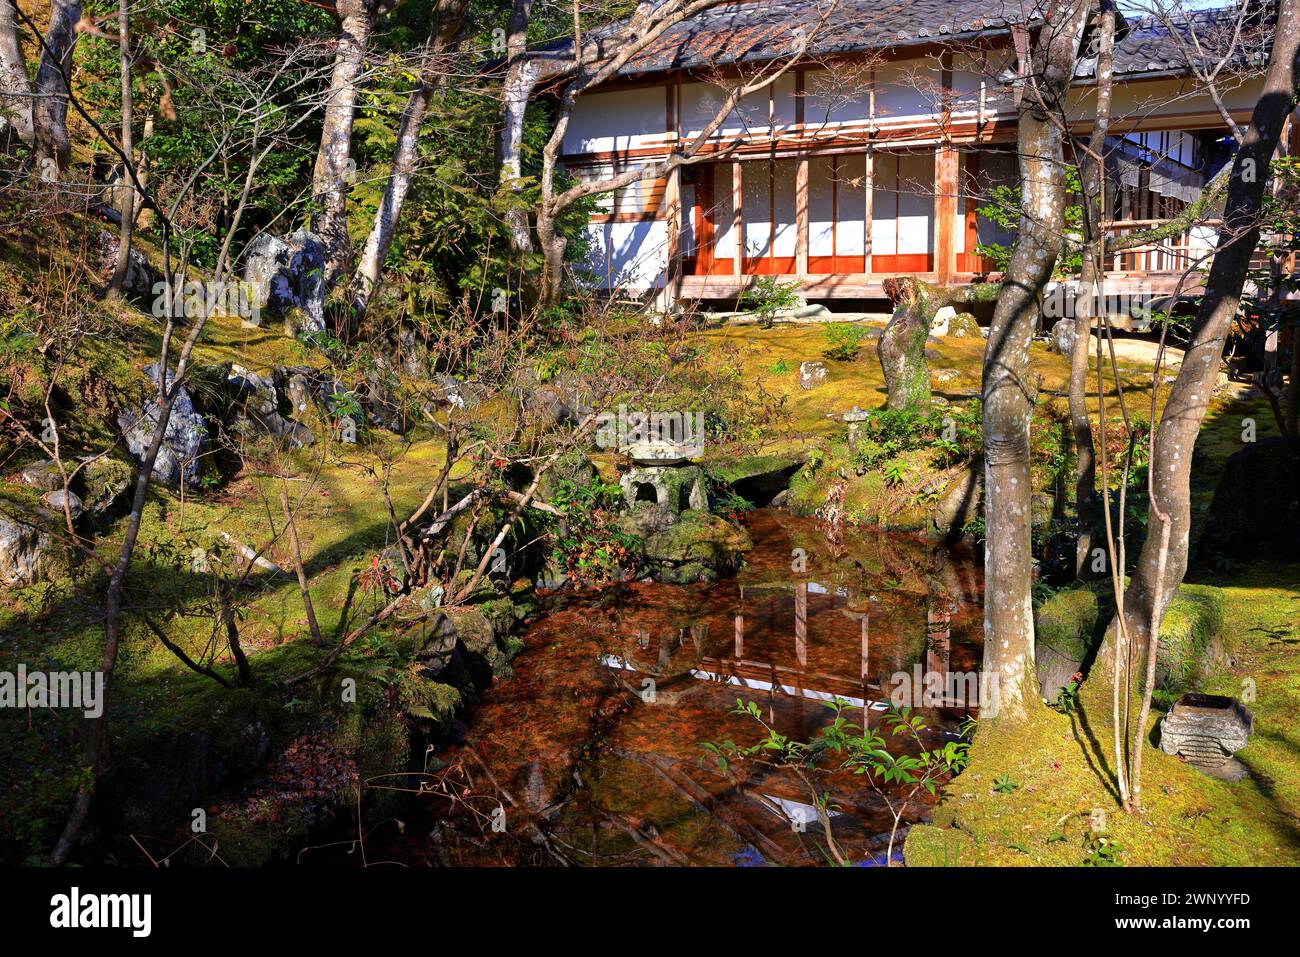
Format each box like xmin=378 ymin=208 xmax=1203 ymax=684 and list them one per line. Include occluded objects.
xmin=1070 ymin=3 xmax=1116 ymax=580
xmin=0 ymin=0 xmax=33 ymax=146
xmin=351 ymin=0 xmax=466 ymax=316
xmin=498 ymin=0 xmax=535 ymax=254
xmin=32 ymin=0 xmax=81 ymax=177
xmin=878 ymin=277 xmax=937 ymax=412
xmin=1089 ymin=0 xmax=1300 ymax=698
xmin=109 ymin=0 xmax=134 ymax=296
xmin=980 ymin=0 xmax=1093 ymax=724
xmin=311 ymin=1 xmax=372 ymax=292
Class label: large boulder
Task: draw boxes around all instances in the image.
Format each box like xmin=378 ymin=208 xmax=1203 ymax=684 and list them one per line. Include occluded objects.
xmin=704 ymin=453 xmax=805 ymax=507
xmin=81 ymin=457 xmax=134 ymax=516
xmin=20 ymin=460 xmax=62 ymax=492
xmin=1033 ymin=587 xmax=1098 ymax=700
xmin=362 ymin=368 xmax=410 ymax=435
xmin=242 ymin=229 xmax=327 ymax=335
xmin=227 ymin=364 xmax=314 ymax=447
xmin=799 ymin=361 xmax=829 ymax=391
xmin=943 ymin=311 xmax=982 ymax=339
xmin=1049 ymin=318 xmax=1077 ymax=358
xmin=0 ymin=495 xmax=69 ymax=586
xmin=930 ymin=459 xmax=983 ymax=539
xmin=117 ymin=363 xmax=208 ymax=488
xmin=0 ymin=511 xmax=52 ymax=585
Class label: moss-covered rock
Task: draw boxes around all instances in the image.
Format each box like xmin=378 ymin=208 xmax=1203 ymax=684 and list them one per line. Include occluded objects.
xmin=1157 ymin=584 xmax=1227 ymax=693
xmin=1036 ymin=588 xmax=1100 ymax=662
xmin=1034 ymin=587 xmax=1099 ymax=699
xmin=703 ymin=453 xmax=805 ymax=506
xmin=80 ymin=456 xmax=133 ymax=516
xmin=947 ymin=312 xmax=982 ymax=338
xmin=629 ymin=509 xmax=752 ymax=584
xmin=0 ymin=489 xmax=70 ymax=586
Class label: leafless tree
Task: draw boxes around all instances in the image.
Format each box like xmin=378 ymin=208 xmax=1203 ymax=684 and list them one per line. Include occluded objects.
xmin=980 ymin=0 xmax=1095 ymax=724
xmin=1088 ymin=0 xmax=1300 ymax=812
xmin=0 ymin=0 xmax=33 ymax=146
xmin=350 ymin=0 xmax=469 ymax=317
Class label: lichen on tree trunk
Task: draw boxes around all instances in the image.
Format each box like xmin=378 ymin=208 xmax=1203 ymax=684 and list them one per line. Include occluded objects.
xmin=980 ymin=0 xmax=1094 ymax=725
xmin=878 ymin=277 xmax=938 ymax=412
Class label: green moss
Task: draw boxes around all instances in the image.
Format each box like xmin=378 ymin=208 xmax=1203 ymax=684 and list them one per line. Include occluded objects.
xmin=704 ymin=453 xmax=804 ymax=487
xmin=1157 ymin=584 xmax=1226 ymax=692
xmin=1035 ymin=587 xmax=1100 ymax=662
xmin=81 ymin=456 xmax=133 ymax=514
xmin=908 ymin=566 xmax=1300 ymax=868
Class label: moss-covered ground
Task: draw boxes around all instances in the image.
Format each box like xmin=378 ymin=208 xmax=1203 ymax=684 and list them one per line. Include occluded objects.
xmin=3 ymin=214 xmax=1292 ymax=866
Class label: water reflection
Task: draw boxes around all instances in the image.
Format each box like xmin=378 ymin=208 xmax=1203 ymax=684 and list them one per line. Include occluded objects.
xmin=406 ymin=509 xmax=983 ymax=866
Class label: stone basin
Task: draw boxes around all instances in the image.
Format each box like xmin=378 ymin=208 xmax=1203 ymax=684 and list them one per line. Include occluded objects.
xmin=1159 ymin=692 xmax=1253 ymax=779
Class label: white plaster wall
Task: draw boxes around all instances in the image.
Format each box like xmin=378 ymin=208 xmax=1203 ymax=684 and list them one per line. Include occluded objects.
xmin=681 ymin=80 xmax=768 ymax=137
xmin=874 ymin=60 xmax=940 ymax=123
xmin=581 ymin=220 xmax=670 ymax=291
xmin=802 ymin=66 xmax=872 ymax=126
xmin=1067 ymin=74 xmax=1265 ymax=129
xmin=808 ymin=155 xmax=836 ymax=257
xmin=563 ymin=85 xmax=667 ymax=155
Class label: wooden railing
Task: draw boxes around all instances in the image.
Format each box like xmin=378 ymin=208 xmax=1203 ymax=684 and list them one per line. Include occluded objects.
xmin=1105 ymin=218 xmax=1297 ymax=276
xmin=1104 ymin=218 xmax=1222 ymax=274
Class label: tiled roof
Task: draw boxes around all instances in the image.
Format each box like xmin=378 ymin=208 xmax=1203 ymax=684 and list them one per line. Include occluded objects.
xmin=610 ymin=0 xmax=1034 ymax=74
xmin=1090 ymin=7 xmax=1273 ymax=78
xmin=543 ymin=1 xmax=1267 ymax=81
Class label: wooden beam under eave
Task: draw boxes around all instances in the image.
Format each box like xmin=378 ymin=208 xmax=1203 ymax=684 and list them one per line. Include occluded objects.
xmin=663 ymin=164 xmax=682 ymax=307
xmin=864 ymin=146 xmax=874 ymax=275
xmin=934 ymin=142 xmax=959 ymax=285
xmin=796 ymin=153 xmax=809 ymax=278
xmin=733 ymin=160 xmax=744 ymax=278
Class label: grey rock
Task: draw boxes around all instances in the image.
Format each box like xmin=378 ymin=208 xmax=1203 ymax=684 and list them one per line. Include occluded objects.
xmin=95 ymin=230 xmax=155 ymax=304
xmin=1049 ymin=318 xmax=1077 ymax=358
xmin=117 ymin=363 xmax=208 ymax=487
xmin=363 ymin=371 xmax=409 ymax=434
xmin=799 ymin=360 xmax=829 ymax=391
xmin=80 ymin=457 xmax=133 ymax=516
xmin=227 ymin=364 xmax=313 ymax=447
xmin=1036 ymin=643 xmax=1081 ymax=701
xmin=0 ymin=510 xmax=53 ymax=586
xmin=42 ymin=489 xmax=83 ymax=521
xmin=242 ymin=229 xmax=327 ymax=334
xmin=436 ymin=374 xmax=478 ymax=412
xmin=20 ymin=460 xmax=62 ymax=492
xmin=931 ymin=459 xmax=983 ymax=539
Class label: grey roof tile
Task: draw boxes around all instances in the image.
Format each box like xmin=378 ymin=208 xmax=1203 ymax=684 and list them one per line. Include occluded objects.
xmin=547 ymin=1 xmax=1268 ymax=81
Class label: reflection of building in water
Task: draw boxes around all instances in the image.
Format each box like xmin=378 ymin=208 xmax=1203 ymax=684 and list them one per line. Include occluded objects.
xmin=605 ymin=577 xmax=979 ymax=718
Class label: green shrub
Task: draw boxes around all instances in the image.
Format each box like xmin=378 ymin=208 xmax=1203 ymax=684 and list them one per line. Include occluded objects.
xmin=740 ymin=276 xmax=801 ymax=328
xmin=822 ymin=322 xmax=869 ymax=361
